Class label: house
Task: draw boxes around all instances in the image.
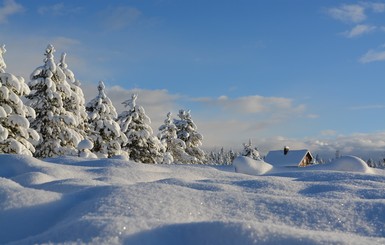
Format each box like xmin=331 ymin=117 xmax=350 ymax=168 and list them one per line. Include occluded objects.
xmin=264 ymin=146 xmax=314 ymax=167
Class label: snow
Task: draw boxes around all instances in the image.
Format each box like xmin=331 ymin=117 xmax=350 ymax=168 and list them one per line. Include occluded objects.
xmin=1 ymin=154 xmax=385 ymax=244
xmin=233 ymin=156 xmax=273 ymax=175
xmin=77 ymin=139 xmax=94 ymax=151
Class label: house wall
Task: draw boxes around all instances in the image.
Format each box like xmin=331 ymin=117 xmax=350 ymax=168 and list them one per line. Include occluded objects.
xmin=299 ymin=153 xmax=313 ymax=167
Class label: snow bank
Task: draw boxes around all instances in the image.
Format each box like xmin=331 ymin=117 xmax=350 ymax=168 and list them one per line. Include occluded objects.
xmin=326 ymin=155 xmax=373 ymax=173
xmin=233 ymin=156 xmax=273 ymax=175
xmin=124 ymin=221 xmax=382 ymax=245
xmin=1 ymin=154 xmax=385 ymax=244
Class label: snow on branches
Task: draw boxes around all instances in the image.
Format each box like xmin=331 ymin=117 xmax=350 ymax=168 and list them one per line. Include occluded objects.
xmin=158 ymin=112 xmax=196 ymax=164
xmin=26 ymin=44 xmax=84 ymax=158
xmin=118 ymin=93 xmax=164 ymax=163
xmin=174 ymin=109 xmax=206 ymax=164
xmin=86 ymin=81 xmax=128 ymax=158
xmin=0 ymin=44 xmax=40 ymax=156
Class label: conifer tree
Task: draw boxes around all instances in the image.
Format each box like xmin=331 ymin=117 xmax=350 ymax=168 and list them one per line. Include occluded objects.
xmin=158 ymin=112 xmax=195 ymax=164
xmin=118 ymin=94 xmax=164 ymax=163
xmin=174 ymin=109 xmax=206 ymax=164
xmin=57 ymin=53 xmax=88 ymax=138
xmin=241 ymin=139 xmax=261 ymax=160
xmin=26 ymin=44 xmax=82 ymax=157
xmin=86 ymin=81 xmax=128 ymax=158
xmin=0 ymin=44 xmax=40 ymax=156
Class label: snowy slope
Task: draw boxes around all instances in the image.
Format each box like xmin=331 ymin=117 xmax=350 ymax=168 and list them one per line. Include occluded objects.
xmin=1 ymin=154 xmax=385 ymax=244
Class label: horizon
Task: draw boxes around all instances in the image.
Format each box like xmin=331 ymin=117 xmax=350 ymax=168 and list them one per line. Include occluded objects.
xmin=1 ymin=0 xmax=385 ymax=159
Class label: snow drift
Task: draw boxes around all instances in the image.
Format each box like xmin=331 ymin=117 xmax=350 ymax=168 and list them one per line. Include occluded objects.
xmin=233 ymin=156 xmax=273 ymax=175
xmin=1 ymin=154 xmax=385 ymax=244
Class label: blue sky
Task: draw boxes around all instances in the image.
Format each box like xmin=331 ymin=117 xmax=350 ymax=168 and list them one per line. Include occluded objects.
xmin=1 ymin=0 xmax=385 ymax=158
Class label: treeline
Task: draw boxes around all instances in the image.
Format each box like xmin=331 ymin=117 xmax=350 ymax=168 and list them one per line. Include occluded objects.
xmin=0 ymin=44 xmax=206 ymax=164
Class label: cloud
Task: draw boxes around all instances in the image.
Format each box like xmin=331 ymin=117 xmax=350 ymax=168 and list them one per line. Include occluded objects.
xmin=37 ymin=3 xmax=82 ymax=16
xmin=100 ymin=6 xmax=141 ymax=30
xmin=326 ymin=2 xmax=385 ymax=24
xmin=327 ymin=4 xmax=366 ymax=23
xmin=306 ymin=132 xmax=385 ymax=159
xmin=359 ymin=48 xmax=385 ymax=63
xmin=343 ymin=24 xmax=376 ymax=38
xmin=361 ymin=2 xmax=385 ymax=13
xmin=192 ymin=95 xmax=304 ymax=115
xmin=0 ymin=0 xmax=23 ymax=24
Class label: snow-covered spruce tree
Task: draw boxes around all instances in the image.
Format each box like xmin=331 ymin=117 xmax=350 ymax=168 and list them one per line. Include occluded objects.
xmin=174 ymin=109 xmax=206 ymax=164
xmin=26 ymin=44 xmax=83 ymax=158
xmin=86 ymin=81 xmax=128 ymax=158
xmin=206 ymin=148 xmax=237 ymax=165
xmin=57 ymin=53 xmax=88 ymax=138
xmin=241 ymin=139 xmax=261 ymax=160
xmin=118 ymin=94 xmax=164 ymax=163
xmin=158 ymin=112 xmax=196 ymax=164
xmin=0 ymin=44 xmax=40 ymax=156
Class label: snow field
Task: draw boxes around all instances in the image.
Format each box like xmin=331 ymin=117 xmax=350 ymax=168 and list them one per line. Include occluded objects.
xmin=0 ymin=154 xmax=385 ymax=244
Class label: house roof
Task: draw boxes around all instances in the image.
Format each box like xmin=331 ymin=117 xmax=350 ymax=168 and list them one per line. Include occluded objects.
xmin=264 ymin=149 xmax=312 ymax=167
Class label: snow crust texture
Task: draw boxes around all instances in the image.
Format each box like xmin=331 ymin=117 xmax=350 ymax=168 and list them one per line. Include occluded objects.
xmin=1 ymin=154 xmax=385 ymax=244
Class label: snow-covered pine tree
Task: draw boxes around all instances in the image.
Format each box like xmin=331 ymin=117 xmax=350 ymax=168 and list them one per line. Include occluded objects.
xmin=174 ymin=109 xmax=206 ymax=164
xmin=0 ymin=44 xmax=40 ymax=156
xmin=158 ymin=112 xmax=196 ymax=164
xmin=26 ymin=44 xmax=83 ymax=158
xmin=241 ymin=139 xmax=261 ymax=160
xmin=57 ymin=53 xmax=88 ymax=138
xmin=86 ymin=81 xmax=128 ymax=158
xmin=118 ymin=94 xmax=164 ymax=163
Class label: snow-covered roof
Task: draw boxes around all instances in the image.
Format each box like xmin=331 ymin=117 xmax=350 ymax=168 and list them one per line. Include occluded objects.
xmin=264 ymin=149 xmax=312 ymax=167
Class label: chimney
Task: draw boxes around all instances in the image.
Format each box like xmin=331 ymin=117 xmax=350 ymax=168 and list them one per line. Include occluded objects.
xmin=284 ymin=146 xmax=289 ymax=155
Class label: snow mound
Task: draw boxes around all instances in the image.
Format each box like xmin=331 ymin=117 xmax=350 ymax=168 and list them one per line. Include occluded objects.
xmin=11 ymin=172 xmax=56 ymax=186
xmin=233 ymin=156 xmax=273 ymax=175
xmin=77 ymin=139 xmax=93 ymax=150
xmin=307 ymin=155 xmax=373 ymax=174
xmin=0 ymin=154 xmax=44 ymax=177
xmin=329 ymin=155 xmax=372 ymax=173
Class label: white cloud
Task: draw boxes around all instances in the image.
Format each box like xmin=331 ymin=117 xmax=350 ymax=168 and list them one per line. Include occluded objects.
xmin=100 ymin=6 xmax=142 ymax=30
xmin=192 ymin=95 xmax=304 ymax=115
xmin=307 ymin=132 xmax=385 ymax=159
xmin=359 ymin=48 xmax=385 ymax=63
xmin=0 ymin=0 xmax=23 ymax=24
xmin=38 ymin=3 xmax=82 ymax=16
xmin=327 ymin=4 xmax=366 ymax=23
xmin=343 ymin=24 xmax=376 ymax=38
xmin=361 ymin=2 xmax=385 ymax=13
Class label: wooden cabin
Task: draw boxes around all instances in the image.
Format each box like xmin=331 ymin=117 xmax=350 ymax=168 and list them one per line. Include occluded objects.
xmin=264 ymin=147 xmax=313 ymax=167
